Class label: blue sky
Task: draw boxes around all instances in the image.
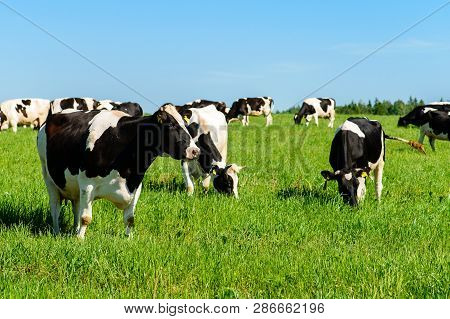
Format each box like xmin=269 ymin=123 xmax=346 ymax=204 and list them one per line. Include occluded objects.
xmin=0 ymin=0 xmax=449 ymax=112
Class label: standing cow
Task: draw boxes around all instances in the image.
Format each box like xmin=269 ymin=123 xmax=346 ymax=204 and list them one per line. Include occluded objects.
xmin=37 ymin=104 xmax=200 ymax=238
xmin=226 ymin=97 xmax=274 ymax=126
xmin=179 ymin=105 xmax=243 ymax=198
xmin=321 ymin=118 xmax=386 ymax=206
xmin=398 ymin=104 xmax=450 ymax=151
xmin=0 ymin=98 xmax=50 ymax=132
xmin=294 ymin=98 xmax=336 ymax=128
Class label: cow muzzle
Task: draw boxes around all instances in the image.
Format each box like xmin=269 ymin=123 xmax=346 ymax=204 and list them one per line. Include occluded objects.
xmin=185 ymin=146 xmax=200 ymax=160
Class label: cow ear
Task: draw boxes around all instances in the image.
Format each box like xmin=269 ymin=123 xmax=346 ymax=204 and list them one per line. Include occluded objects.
xmin=321 ymin=170 xmax=337 ymax=181
xmin=227 ymin=164 xmax=244 ymax=174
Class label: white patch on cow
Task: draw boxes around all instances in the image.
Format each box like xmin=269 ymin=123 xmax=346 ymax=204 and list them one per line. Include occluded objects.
xmin=344 ymin=172 xmax=352 ymax=180
xmin=61 ymin=109 xmax=80 ymax=114
xmin=423 ymin=107 xmax=437 ymax=113
xmin=339 ymin=120 xmax=366 ymax=138
xmin=356 ymin=177 xmax=367 ymax=202
xmin=86 ymin=111 xmax=128 ymax=151
xmin=0 ymin=98 xmax=50 ymax=133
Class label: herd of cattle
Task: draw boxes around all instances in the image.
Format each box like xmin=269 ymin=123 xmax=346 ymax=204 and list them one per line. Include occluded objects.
xmin=0 ymin=96 xmax=449 ymax=238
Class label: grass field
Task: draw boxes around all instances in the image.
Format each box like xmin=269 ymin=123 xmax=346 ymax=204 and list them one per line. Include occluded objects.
xmin=0 ymin=114 xmax=448 ymax=298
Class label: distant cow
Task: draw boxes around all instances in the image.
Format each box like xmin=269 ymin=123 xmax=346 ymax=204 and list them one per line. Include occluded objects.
xmin=50 ymin=98 xmax=143 ymax=117
xmin=398 ymin=104 xmax=450 ymax=151
xmin=226 ymin=97 xmax=273 ymax=126
xmin=0 ymin=98 xmax=50 ymax=132
xmin=294 ymin=98 xmax=336 ymax=128
xmin=181 ymin=99 xmax=228 ymax=115
xmin=180 ymin=105 xmax=243 ymax=198
xmin=321 ymin=118 xmax=386 ymax=206
xmin=37 ymin=104 xmax=200 ymax=238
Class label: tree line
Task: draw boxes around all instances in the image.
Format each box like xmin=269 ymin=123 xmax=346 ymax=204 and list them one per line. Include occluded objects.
xmin=280 ymin=97 xmax=447 ymax=115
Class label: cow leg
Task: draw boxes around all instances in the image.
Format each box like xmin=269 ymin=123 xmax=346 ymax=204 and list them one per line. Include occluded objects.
xmin=48 ymin=186 xmax=62 ymax=235
xmin=244 ymin=115 xmax=250 ymax=126
xmin=418 ymin=130 xmax=425 ymax=144
xmin=71 ymin=199 xmax=80 ymax=233
xmin=202 ymin=174 xmax=211 ymax=193
xmin=428 ymin=136 xmax=436 ymax=151
xmin=10 ymin=120 xmax=18 ymax=133
xmin=314 ymin=114 xmax=319 ymax=126
xmin=328 ymin=110 xmax=335 ymax=128
xmin=181 ymin=161 xmax=194 ymax=195
xmin=265 ymin=113 xmax=273 ymax=126
xmin=123 ymin=184 xmax=142 ymax=237
xmin=77 ymin=185 xmax=94 ymax=239
xmin=374 ymin=161 xmax=385 ymax=201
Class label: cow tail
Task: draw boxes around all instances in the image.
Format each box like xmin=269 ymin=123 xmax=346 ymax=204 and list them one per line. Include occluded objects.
xmin=385 ymin=132 xmax=426 ymax=154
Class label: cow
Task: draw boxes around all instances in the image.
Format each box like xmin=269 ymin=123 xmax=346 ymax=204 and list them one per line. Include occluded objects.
xmin=226 ymin=97 xmax=274 ymax=126
xmin=178 ymin=105 xmax=243 ymax=198
xmin=321 ymin=118 xmax=386 ymax=206
xmin=37 ymin=104 xmax=200 ymax=239
xmin=398 ymin=104 xmax=450 ymax=151
xmin=294 ymin=98 xmax=336 ymax=128
xmin=50 ymin=98 xmax=143 ymax=117
xmin=182 ymin=99 xmax=228 ymax=115
xmin=0 ymin=98 xmax=50 ymax=132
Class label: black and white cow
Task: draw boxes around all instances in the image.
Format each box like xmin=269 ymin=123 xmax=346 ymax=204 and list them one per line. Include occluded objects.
xmin=0 ymin=98 xmax=50 ymax=132
xmin=398 ymin=104 xmax=450 ymax=151
xmin=181 ymin=99 xmax=228 ymax=115
xmin=226 ymin=97 xmax=273 ymax=126
xmin=294 ymin=98 xmax=336 ymax=128
xmin=178 ymin=105 xmax=243 ymax=198
xmin=321 ymin=118 xmax=386 ymax=206
xmin=37 ymin=104 xmax=200 ymax=239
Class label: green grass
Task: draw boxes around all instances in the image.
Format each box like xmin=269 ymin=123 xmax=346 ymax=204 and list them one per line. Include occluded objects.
xmin=0 ymin=114 xmax=448 ymax=298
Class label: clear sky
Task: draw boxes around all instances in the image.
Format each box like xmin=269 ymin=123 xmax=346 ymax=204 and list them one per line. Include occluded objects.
xmin=0 ymin=0 xmax=449 ymax=112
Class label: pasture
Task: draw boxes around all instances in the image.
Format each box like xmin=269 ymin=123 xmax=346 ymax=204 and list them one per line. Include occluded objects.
xmin=0 ymin=114 xmax=448 ymax=298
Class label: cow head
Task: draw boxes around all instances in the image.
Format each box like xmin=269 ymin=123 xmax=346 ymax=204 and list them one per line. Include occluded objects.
xmin=114 ymin=102 xmax=143 ymax=117
xmin=294 ymin=103 xmax=315 ymax=125
xmin=152 ymin=104 xmax=199 ymax=160
xmin=321 ymin=167 xmax=370 ymax=206
xmin=212 ymin=164 xmax=243 ymax=198
xmin=397 ymin=116 xmax=409 ymax=127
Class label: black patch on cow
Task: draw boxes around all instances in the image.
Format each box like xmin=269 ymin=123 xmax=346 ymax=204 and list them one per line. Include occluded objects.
xmin=59 ymin=98 xmax=75 ymax=110
xmin=195 ymin=132 xmax=222 ymax=173
xmin=186 ymin=122 xmax=199 ymax=138
xmin=426 ymin=111 xmax=450 ymax=139
xmin=16 ymin=104 xmax=28 ymax=118
xmin=318 ymin=98 xmax=332 ymax=113
xmin=92 ymin=100 xmax=101 ymax=110
xmin=213 ymin=165 xmax=234 ymax=195
xmin=112 ymin=102 xmax=143 ymax=117
xmin=22 ymin=99 xmax=31 ymax=106
xmin=0 ymin=111 xmax=6 ymax=125
xmin=75 ymin=98 xmax=88 ymax=111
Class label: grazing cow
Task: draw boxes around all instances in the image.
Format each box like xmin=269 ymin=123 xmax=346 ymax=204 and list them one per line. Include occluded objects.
xmin=182 ymin=99 xmax=228 ymax=115
xmin=37 ymin=104 xmax=200 ymax=238
xmin=321 ymin=118 xmax=386 ymax=206
xmin=294 ymin=98 xmax=336 ymax=128
xmin=398 ymin=104 xmax=450 ymax=151
xmin=179 ymin=105 xmax=243 ymax=198
xmin=226 ymin=97 xmax=274 ymax=126
xmin=0 ymin=98 xmax=50 ymax=132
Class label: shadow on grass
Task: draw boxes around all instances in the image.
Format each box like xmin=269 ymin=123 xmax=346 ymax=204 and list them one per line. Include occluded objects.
xmin=277 ymin=186 xmax=336 ymax=204
xmin=0 ymin=200 xmax=72 ymax=235
xmin=146 ymin=178 xmax=186 ymax=194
